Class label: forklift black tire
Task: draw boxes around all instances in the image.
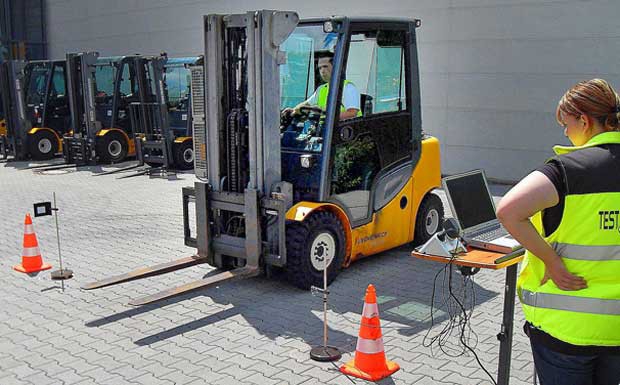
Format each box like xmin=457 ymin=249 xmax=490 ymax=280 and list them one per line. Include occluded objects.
xmin=173 ymin=141 xmax=194 ymax=170
xmin=285 ymin=211 xmax=345 ymax=290
xmin=97 ymin=132 xmax=128 ymax=164
xmin=413 ymin=193 xmax=444 ymax=246
xmin=29 ymin=130 xmax=58 ymax=160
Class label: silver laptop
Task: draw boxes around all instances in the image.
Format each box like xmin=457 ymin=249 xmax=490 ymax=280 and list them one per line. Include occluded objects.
xmin=442 ymin=170 xmax=521 ymax=253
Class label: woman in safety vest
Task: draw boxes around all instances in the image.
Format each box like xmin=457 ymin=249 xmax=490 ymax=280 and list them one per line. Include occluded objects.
xmin=497 ymin=78 xmax=620 ymax=385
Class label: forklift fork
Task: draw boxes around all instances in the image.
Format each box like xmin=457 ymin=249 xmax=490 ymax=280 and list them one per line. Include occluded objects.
xmin=30 ymin=163 xmax=78 ymax=172
xmin=82 ymin=255 xmax=260 ymax=306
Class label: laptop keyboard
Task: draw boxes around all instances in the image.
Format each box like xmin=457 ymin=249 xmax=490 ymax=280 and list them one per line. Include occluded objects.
xmin=471 ymin=227 xmax=507 ymax=242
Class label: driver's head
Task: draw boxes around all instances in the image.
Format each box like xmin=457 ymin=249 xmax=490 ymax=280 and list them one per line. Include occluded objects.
xmin=317 ymin=52 xmax=334 ymax=83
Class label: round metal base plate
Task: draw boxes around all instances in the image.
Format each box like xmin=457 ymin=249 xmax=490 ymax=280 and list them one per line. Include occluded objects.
xmin=310 ymin=346 xmax=341 ymax=362
xmin=51 ymin=269 xmax=73 ymax=280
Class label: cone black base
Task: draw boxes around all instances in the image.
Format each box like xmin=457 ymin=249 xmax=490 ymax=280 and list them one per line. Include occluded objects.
xmin=51 ymin=269 xmax=73 ymax=280
xmin=310 ymin=346 xmax=341 ymax=362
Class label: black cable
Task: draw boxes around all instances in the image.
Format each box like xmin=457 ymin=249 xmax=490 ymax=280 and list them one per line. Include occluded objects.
xmin=421 ymin=252 xmax=497 ymax=385
xmin=449 ymin=268 xmax=497 ymax=385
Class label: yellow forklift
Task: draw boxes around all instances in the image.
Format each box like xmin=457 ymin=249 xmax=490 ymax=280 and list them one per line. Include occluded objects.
xmin=84 ymin=10 xmax=444 ymax=305
xmin=62 ymin=52 xmax=158 ymax=166
xmin=0 ymin=59 xmax=69 ymax=160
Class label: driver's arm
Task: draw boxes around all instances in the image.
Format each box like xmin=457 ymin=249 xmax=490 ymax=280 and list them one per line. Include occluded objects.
xmin=339 ymin=82 xmax=360 ymax=120
xmin=290 ymin=89 xmax=319 ymax=114
xmin=292 ymin=99 xmax=310 ymax=114
xmin=339 ymin=108 xmax=360 ymax=120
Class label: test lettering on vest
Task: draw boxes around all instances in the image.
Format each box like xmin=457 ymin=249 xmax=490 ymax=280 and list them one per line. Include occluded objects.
xmin=598 ymin=210 xmax=620 ymax=232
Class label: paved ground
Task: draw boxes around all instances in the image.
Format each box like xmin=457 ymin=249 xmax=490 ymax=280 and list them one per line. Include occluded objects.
xmin=0 ymin=160 xmax=534 ymax=385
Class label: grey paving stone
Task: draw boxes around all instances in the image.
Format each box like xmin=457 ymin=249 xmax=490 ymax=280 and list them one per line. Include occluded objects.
xmin=273 ymin=369 xmax=310 ymax=384
xmin=0 ymin=375 xmax=30 ymax=385
xmin=244 ymin=371 xmax=282 ymax=385
xmin=218 ymin=364 xmax=260 ymax=381
xmin=298 ymin=366 xmax=341 ymax=383
xmin=49 ymin=368 xmax=87 ymax=385
xmin=6 ymin=364 xmax=42 ymax=379
xmin=159 ymin=370 xmax=202 ymax=385
xmin=246 ymin=361 xmax=285 ymax=377
xmin=20 ymin=372 xmax=57 ymax=385
xmin=108 ymin=364 xmax=149 ymax=380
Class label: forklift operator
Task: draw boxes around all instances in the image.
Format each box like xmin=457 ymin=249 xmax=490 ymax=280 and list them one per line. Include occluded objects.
xmin=286 ymin=52 xmax=361 ymax=120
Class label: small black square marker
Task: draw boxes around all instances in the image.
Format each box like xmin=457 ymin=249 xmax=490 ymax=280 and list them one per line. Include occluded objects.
xmin=33 ymin=202 xmax=53 ymax=217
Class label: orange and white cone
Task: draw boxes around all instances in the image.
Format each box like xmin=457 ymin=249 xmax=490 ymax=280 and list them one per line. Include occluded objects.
xmin=13 ymin=214 xmax=51 ymax=274
xmin=340 ymin=284 xmax=399 ymax=381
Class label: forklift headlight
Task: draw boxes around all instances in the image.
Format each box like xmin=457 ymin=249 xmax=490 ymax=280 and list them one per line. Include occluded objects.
xmin=323 ymin=21 xmax=334 ymax=33
xmin=300 ymin=154 xmax=313 ymax=168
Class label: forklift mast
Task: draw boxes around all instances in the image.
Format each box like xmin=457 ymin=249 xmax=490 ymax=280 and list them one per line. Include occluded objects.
xmin=186 ymin=11 xmax=298 ymax=269
xmin=64 ymin=52 xmax=100 ymax=164
xmin=0 ymin=60 xmax=30 ymax=159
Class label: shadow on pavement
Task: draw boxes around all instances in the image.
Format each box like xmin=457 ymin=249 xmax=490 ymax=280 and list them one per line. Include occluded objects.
xmin=84 ymin=244 xmax=498 ymax=357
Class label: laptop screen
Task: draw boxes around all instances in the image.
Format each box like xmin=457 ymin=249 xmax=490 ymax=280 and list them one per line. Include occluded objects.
xmin=444 ymin=171 xmax=497 ymax=230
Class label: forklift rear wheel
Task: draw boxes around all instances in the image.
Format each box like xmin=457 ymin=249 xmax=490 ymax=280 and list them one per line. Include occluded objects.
xmin=29 ymin=130 xmax=58 ymax=160
xmin=413 ymin=193 xmax=444 ymax=246
xmin=285 ymin=211 xmax=345 ymax=290
xmin=97 ymin=132 xmax=128 ymax=163
xmin=173 ymin=141 xmax=194 ymax=170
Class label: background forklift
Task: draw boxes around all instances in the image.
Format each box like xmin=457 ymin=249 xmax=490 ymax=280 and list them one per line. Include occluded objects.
xmin=63 ymin=52 xmax=157 ymax=165
xmin=0 ymin=59 xmax=69 ymax=160
xmin=130 ymin=56 xmax=202 ymax=171
xmin=84 ymin=10 xmax=444 ymax=305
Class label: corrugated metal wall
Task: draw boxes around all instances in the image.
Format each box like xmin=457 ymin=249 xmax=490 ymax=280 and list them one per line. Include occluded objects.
xmin=1 ymin=0 xmax=47 ymax=60
xmin=46 ymin=0 xmax=620 ymax=181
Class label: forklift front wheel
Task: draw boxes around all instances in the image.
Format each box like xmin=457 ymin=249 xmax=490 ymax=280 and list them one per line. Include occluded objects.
xmin=97 ymin=132 xmax=128 ymax=164
xmin=413 ymin=193 xmax=444 ymax=246
xmin=285 ymin=211 xmax=345 ymax=290
xmin=29 ymin=130 xmax=58 ymax=160
xmin=173 ymin=141 xmax=194 ymax=170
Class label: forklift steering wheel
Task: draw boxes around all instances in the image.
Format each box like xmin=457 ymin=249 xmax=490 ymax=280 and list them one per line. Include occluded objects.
xmin=298 ymin=106 xmax=324 ymax=116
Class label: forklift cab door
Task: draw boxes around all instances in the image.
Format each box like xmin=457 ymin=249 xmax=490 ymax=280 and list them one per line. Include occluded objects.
xmin=24 ymin=62 xmax=51 ymax=126
xmin=93 ymin=61 xmax=119 ymax=130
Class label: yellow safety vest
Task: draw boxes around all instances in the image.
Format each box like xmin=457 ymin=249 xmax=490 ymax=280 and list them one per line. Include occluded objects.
xmin=316 ymin=80 xmax=362 ymax=117
xmin=518 ymin=131 xmax=620 ymax=346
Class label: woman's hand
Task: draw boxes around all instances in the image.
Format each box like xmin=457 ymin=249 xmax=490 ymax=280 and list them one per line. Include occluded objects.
xmin=541 ymin=258 xmax=587 ymax=291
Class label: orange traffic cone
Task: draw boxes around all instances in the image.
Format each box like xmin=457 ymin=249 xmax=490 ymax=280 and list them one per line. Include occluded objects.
xmin=13 ymin=214 xmax=51 ymax=274
xmin=340 ymin=284 xmax=399 ymax=381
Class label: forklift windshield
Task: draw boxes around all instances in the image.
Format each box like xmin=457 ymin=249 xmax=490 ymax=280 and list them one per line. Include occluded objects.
xmin=25 ymin=64 xmax=49 ymax=107
xmin=280 ymin=24 xmax=338 ymax=153
xmin=94 ymin=63 xmax=116 ymax=100
xmin=163 ymin=61 xmax=192 ymax=130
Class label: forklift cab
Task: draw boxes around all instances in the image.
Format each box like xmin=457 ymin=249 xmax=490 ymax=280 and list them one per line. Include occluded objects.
xmin=279 ymin=19 xmax=425 ymax=226
xmin=162 ymin=56 xmax=201 ymax=137
xmin=25 ymin=60 xmax=69 ymax=135
xmin=93 ymin=56 xmax=156 ymax=135
xmin=64 ymin=53 xmax=158 ymax=165
xmin=127 ymin=55 xmax=200 ymax=170
xmin=0 ymin=60 xmax=68 ymax=160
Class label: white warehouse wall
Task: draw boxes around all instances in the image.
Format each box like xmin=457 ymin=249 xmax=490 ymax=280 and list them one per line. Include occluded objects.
xmin=46 ymin=0 xmax=620 ymax=182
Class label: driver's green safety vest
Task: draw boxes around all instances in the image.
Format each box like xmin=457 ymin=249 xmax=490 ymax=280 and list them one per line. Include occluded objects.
xmin=316 ymin=80 xmax=362 ymax=117
xmin=518 ymin=131 xmax=620 ymax=347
